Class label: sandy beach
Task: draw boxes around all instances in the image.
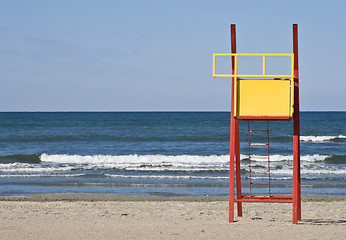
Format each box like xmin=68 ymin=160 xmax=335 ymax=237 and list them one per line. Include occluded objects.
xmin=0 ymin=194 xmax=345 ymax=240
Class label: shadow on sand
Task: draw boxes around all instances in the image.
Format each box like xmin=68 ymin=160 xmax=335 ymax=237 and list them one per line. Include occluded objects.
xmin=301 ymin=218 xmax=346 ymax=225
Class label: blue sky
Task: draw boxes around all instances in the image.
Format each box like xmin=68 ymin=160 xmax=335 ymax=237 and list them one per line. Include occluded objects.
xmin=1 ymin=0 xmax=345 ymax=111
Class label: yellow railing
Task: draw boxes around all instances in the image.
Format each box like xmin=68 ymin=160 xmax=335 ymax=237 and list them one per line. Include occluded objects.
xmin=213 ymin=53 xmax=295 ymax=118
xmin=212 ymin=53 xmax=294 ymax=79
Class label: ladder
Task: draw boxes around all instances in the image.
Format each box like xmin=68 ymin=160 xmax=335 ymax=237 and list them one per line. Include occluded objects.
xmin=247 ymin=120 xmax=271 ymax=196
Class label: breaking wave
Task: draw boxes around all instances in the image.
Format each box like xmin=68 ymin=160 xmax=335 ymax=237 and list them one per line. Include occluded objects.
xmin=300 ymin=135 xmax=346 ymax=142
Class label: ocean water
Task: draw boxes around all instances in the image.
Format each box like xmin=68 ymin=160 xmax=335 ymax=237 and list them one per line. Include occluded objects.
xmin=0 ymin=112 xmax=345 ymax=196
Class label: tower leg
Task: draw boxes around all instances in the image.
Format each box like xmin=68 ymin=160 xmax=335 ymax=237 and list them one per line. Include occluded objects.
xmin=230 ymin=24 xmax=242 ymax=218
xmin=292 ymin=23 xmax=301 ymax=224
xmin=229 ymin=24 xmax=237 ymax=223
xmin=235 ymin=120 xmax=242 ymax=217
xmin=229 ymin=112 xmax=236 ymax=222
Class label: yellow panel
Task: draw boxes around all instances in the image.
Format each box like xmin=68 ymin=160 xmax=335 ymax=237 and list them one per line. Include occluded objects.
xmin=236 ymin=79 xmax=292 ymax=117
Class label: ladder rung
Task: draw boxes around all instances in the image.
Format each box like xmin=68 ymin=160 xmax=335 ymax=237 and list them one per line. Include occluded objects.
xmin=250 ymin=182 xmax=270 ymax=185
xmin=250 ymin=156 xmax=269 ymax=159
xmin=249 ymin=143 xmax=268 ymax=146
xmin=251 ymin=169 xmax=269 ymax=173
xmin=249 ymin=130 xmax=268 ymax=133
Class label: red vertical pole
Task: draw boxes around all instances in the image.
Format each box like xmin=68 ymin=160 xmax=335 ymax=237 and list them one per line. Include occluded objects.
xmin=235 ymin=120 xmax=242 ymax=218
xmin=292 ymin=24 xmax=301 ymax=224
xmin=229 ymin=24 xmax=237 ymax=223
xmin=231 ymin=26 xmax=243 ymax=218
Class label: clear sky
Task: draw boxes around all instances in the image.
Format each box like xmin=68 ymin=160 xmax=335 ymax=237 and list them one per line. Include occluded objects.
xmin=1 ymin=0 xmax=345 ymax=111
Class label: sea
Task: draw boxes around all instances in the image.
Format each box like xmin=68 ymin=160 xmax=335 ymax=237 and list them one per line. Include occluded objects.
xmin=0 ymin=112 xmax=345 ymax=196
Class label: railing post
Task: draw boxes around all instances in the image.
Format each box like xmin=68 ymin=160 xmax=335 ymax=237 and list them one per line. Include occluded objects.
xmin=229 ymin=24 xmax=236 ymax=223
xmin=231 ymin=25 xmax=243 ymax=218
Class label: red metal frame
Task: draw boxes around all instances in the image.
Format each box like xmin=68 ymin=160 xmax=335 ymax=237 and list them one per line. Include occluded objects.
xmin=228 ymin=24 xmax=301 ymax=224
xmin=229 ymin=24 xmax=236 ymax=223
xmin=235 ymin=199 xmax=292 ymax=203
xmin=241 ymin=195 xmax=292 ymax=200
xmin=292 ymin=23 xmax=301 ymax=223
xmin=236 ymin=116 xmax=292 ymax=121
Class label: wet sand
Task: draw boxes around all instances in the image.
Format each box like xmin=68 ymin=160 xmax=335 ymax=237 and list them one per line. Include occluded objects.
xmin=0 ymin=194 xmax=345 ymax=239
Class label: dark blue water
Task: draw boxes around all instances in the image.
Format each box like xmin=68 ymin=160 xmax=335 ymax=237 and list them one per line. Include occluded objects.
xmin=0 ymin=112 xmax=345 ymax=196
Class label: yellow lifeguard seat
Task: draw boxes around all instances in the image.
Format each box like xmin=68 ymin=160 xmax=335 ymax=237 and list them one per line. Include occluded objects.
xmin=213 ymin=53 xmax=294 ymax=120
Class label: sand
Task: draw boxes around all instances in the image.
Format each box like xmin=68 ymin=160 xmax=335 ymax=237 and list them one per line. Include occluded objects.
xmin=0 ymin=194 xmax=345 ymax=240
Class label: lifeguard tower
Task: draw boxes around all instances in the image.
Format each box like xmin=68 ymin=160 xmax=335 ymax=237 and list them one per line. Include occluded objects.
xmin=213 ymin=24 xmax=301 ymax=224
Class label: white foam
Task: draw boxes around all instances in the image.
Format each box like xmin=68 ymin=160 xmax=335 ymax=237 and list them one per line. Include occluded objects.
xmin=0 ymin=154 xmax=339 ymax=175
xmin=37 ymin=153 xmax=333 ymax=174
xmin=104 ymin=174 xmax=228 ymax=180
xmin=40 ymin=153 xmax=229 ymax=165
xmin=272 ymin=168 xmax=346 ymax=175
xmin=40 ymin=153 xmax=330 ymax=165
xmin=248 ymin=154 xmax=330 ymax=162
xmin=300 ymin=135 xmax=346 ymax=142
xmin=0 ymin=173 xmax=85 ymax=178
xmin=0 ymin=163 xmax=75 ymax=173
xmin=39 ymin=154 xmax=231 ymax=172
